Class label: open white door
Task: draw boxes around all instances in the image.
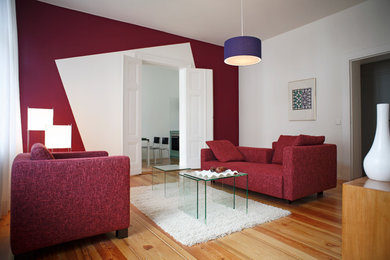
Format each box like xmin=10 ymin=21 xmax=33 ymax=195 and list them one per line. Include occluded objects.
xmin=123 ymin=55 xmax=142 ymax=175
xmin=179 ymin=68 xmax=213 ymax=169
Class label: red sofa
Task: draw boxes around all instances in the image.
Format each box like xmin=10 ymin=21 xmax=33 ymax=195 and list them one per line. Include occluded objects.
xmin=11 ymin=144 xmax=130 ymax=255
xmin=201 ymin=135 xmax=337 ymax=202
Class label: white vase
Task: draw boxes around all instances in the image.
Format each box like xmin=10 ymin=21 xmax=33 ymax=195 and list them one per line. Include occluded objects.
xmin=363 ymin=103 xmax=390 ymax=182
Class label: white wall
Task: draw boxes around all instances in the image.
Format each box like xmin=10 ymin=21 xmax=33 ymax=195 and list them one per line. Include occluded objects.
xmin=56 ymin=43 xmax=194 ymax=157
xmin=142 ymin=64 xmax=179 ymax=158
xmin=56 ymin=52 xmax=124 ymax=155
xmin=239 ymin=0 xmax=390 ymax=180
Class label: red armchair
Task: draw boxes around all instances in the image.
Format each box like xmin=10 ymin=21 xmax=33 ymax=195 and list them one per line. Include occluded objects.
xmin=201 ymin=136 xmax=337 ymax=202
xmin=11 ymin=144 xmax=130 ymax=255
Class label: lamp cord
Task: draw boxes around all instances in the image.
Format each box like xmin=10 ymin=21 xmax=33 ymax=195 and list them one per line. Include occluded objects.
xmin=241 ymin=0 xmax=244 ymax=36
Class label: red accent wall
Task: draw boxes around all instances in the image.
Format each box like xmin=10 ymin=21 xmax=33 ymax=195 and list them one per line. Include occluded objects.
xmin=16 ymin=0 xmax=239 ymax=152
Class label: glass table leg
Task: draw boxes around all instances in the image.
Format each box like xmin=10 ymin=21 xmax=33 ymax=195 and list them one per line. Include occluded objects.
xmin=246 ymin=174 xmax=248 ymax=214
xmin=164 ymin=171 xmax=166 ymax=196
xmin=152 ymin=168 xmax=155 ymax=190
xmin=233 ymin=177 xmax=236 ymax=209
xmin=204 ymin=181 xmax=207 ymax=224
xmin=196 ymin=181 xmax=199 ymax=219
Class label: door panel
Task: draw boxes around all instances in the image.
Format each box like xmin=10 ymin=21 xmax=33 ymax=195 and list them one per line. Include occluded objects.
xmin=123 ymin=55 xmax=142 ymax=175
xmin=179 ymin=68 xmax=213 ymax=169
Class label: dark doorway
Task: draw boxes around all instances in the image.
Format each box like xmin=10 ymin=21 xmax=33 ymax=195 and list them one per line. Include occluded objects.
xmin=361 ymin=59 xmax=390 ymax=175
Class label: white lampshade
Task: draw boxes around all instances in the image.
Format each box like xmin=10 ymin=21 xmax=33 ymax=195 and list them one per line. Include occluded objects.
xmin=45 ymin=125 xmax=72 ymax=149
xmin=28 ymin=108 xmax=54 ymax=130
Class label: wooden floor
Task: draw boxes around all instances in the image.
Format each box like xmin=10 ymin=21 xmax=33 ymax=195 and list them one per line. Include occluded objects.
xmin=0 ymin=161 xmax=343 ymax=259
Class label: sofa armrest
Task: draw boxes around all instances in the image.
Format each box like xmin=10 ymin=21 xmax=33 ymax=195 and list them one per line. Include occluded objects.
xmin=237 ymin=146 xmax=273 ymax=163
xmin=282 ymin=144 xmax=337 ymax=201
xmin=11 ymin=155 xmax=130 ymax=254
xmin=52 ymin=151 xmax=108 ymax=159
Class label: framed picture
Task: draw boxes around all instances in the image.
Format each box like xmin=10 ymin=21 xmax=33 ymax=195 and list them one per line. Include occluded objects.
xmin=288 ymin=78 xmax=316 ymax=121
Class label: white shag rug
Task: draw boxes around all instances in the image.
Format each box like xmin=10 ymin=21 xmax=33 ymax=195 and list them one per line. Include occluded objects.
xmin=130 ymin=183 xmax=290 ymax=246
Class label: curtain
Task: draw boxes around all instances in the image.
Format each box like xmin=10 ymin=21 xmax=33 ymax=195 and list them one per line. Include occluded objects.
xmin=0 ymin=0 xmax=23 ymax=218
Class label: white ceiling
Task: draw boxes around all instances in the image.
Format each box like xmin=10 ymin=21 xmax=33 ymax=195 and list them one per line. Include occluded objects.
xmin=39 ymin=0 xmax=366 ymax=46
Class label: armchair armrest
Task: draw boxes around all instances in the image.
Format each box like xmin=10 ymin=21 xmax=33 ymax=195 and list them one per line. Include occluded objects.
xmin=237 ymin=146 xmax=273 ymax=163
xmin=52 ymin=151 xmax=108 ymax=159
xmin=282 ymin=144 xmax=337 ymax=201
xmin=11 ymin=155 xmax=130 ymax=254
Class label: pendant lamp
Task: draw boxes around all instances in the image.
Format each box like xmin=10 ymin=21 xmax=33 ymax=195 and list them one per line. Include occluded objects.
xmin=224 ymin=0 xmax=262 ymax=66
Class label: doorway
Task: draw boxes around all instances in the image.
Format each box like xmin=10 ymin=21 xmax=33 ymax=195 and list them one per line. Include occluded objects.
xmin=360 ymin=59 xmax=390 ymax=176
xmin=350 ymin=53 xmax=390 ymax=180
xmin=122 ymin=55 xmax=213 ymax=175
xmin=141 ymin=63 xmax=179 ymax=170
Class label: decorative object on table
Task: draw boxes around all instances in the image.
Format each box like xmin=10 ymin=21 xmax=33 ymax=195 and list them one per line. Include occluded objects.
xmin=189 ymin=169 xmax=238 ymax=179
xmin=224 ymin=0 xmax=261 ymax=66
xmin=45 ymin=125 xmax=72 ymax=150
xmin=27 ymin=107 xmax=54 ymax=151
xmin=363 ymin=103 xmax=390 ymax=181
xmin=288 ymin=78 xmax=316 ymax=121
xmin=215 ymin=166 xmax=227 ymax=173
xmin=130 ymin=184 xmax=290 ymax=246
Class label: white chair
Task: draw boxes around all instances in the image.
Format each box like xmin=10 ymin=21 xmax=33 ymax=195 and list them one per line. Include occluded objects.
xmin=159 ymin=137 xmax=170 ymax=159
xmin=150 ymin=137 xmax=161 ymax=164
xmin=141 ymin=138 xmax=150 ymax=167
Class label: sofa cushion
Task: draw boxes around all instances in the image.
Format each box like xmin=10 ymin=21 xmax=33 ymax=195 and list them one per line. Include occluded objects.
xmin=30 ymin=143 xmax=54 ymax=160
xmin=272 ymin=135 xmax=298 ymax=164
xmin=294 ymin=134 xmax=325 ymax=146
xmin=206 ymin=140 xmax=244 ymax=162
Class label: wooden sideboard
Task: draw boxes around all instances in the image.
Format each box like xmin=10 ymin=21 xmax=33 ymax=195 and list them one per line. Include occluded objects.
xmin=342 ymin=177 xmax=390 ymax=259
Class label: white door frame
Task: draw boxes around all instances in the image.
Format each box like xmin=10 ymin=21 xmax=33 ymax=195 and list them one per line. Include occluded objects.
xmin=123 ymin=52 xmax=213 ymax=174
xmin=347 ymin=45 xmax=390 ymax=180
xmin=179 ymin=68 xmax=213 ymax=169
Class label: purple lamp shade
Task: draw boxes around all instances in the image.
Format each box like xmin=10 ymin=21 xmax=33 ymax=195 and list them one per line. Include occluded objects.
xmin=224 ymin=36 xmax=262 ymax=66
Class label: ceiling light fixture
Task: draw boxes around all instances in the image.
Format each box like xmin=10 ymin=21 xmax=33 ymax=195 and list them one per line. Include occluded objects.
xmin=224 ymin=0 xmax=262 ymax=66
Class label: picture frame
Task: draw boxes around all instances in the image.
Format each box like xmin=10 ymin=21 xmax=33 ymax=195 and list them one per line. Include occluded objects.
xmin=288 ymin=78 xmax=316 ymax=121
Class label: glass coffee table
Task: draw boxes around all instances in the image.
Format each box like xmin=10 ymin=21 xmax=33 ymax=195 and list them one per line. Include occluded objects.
xmin=178 ymin=171 xmax=248 ymax=223
xmin=152 ymin=164 xmax=191 ymax=196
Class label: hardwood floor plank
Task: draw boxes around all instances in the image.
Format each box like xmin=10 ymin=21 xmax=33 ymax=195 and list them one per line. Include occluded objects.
xmin=91 ymin=235 xmax=127 ymax=260
xmin=254 ymin=225 xmax=339 ymax=260
xmin=214 ymin=231 xmax=299 ymax=259
xmin=298 ymin=201 xmax=342 ymax=218
xmin=111 ymin=238 xmax=141 ymax=260
xmin=82 ymin=238 xmax=104 ymax=260
xmin=261 ymin=218 xmax=341 ymax=258
xmin=242 ymin=228 xmax=318 ymax=260
xmin=126 ymin=212 xmax=188 ymax=259
xmin=184 ymin=242 xmax=244 ymax=260
xmin=288 ymin=213 xmax=342 ymax=236
xmin=0 ymin=214 xmax=12 ymax=260
xmin=288 ymin=206 xmax=342 ymax=228
xmin=130 ymin=206 xmax=196 ymax=259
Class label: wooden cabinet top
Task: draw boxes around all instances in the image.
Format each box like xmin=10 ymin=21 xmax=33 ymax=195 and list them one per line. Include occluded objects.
xmin=344 ymin=176 xmax=390 ymax=192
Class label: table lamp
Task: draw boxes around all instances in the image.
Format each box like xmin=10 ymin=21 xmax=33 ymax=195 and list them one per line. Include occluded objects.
xmin=45 ymin=125 xmax=72 ymax=150
xmin=27 ymin=108 xmax=54 ymax=151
